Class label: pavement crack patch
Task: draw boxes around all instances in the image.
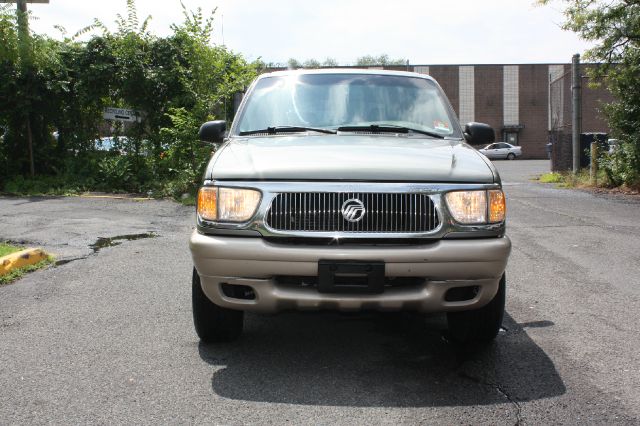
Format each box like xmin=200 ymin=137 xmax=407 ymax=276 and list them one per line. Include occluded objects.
xmin=459 ymin=371 xmax=523 ymax=425
xmin=493 ymin=382 xmax=523 ymax=426
xmin=55 ymin=256 xmax=89 ymax=266
xmin=52 ymin=232 xmax=159 ymax=266
xmin=90 ymin=232 xmax=157 ymax=253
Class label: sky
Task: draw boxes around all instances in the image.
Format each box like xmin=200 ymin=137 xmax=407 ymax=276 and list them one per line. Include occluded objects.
xmin=23 ymin=0 xmax=593 ymax=65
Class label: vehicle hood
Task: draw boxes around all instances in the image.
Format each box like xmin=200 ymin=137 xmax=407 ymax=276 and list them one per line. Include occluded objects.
xmin=206 ymin=135 xmax=497 ymax=183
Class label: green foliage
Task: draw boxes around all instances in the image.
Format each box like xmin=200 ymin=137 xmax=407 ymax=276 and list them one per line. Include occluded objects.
xmin=599 ymin=143 xmax=640 ymax=187
xmin=0 ymin=0 xmax=258 ymax=197
xmin=0 ymin=243 xmax=20 ymax=258
xmin=538 ymin=169 xmax=612 ymax=188
xmin=539 ymin=172 xmax=564 ymax=183
xmin=157 ymin=107 xmax=213 ymax=197
xmin=4 ymin=174 xmax=89 ymax=195
xmin=302 ymin=58 xmax=321 ymax=68
xmin=355 ymin=54 xmax=407 ymax=66
xmin=322 ymin=57 xmax=338 ymax=67
xmin=98 ymin=156 xmax=135 ymax=191
xmin=540 ymin=0 xmax=640 ymax=187
xmin=287 ymin=57 xmax=301 ymax=69
xmin=282 ymin=54 xmax=411 ymax=69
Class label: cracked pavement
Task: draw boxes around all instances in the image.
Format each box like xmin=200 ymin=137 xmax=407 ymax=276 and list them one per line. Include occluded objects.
xmin=1 ymin=160 xmax=639 ymax=424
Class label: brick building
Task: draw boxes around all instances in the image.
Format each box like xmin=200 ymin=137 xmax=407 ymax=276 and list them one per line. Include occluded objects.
xmin=267 ymin=63 xmax=614 ymax=159
xmin=411 ymin=64 xmax=613 ymax=159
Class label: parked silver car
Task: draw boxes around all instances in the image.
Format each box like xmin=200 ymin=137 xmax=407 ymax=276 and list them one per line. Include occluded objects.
xmin=479 ymin=142 xmax=522 ymax=160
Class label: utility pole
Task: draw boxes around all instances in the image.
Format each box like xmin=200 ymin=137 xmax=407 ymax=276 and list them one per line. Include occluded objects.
xmin=18 ymin=0 xmax=34 ymax=177
xmin=571 ymin=53 xmax=582 ymax=173
xmin=221 ymin=14 xmax=224 ymax=45
xmin=1 ymin=0 xmax=49 ymax=177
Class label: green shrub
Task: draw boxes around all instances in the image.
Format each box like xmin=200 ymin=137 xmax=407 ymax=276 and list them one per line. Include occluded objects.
xmin=3 ymin=175 xmax=84 ymax=195
xmin=97 ymin=155 xmax=135 ymax=191
xmin=0 ymin=1 xmax=257 ymax=196
xmin=599 ymin=142 xmax=640 ymax=188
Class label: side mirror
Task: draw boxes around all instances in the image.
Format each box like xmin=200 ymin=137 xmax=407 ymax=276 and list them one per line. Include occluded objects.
xmin=198 ymin=120 xmax=227 ymax=143
xmin=464 ymin=122 xmax=495 ymax=146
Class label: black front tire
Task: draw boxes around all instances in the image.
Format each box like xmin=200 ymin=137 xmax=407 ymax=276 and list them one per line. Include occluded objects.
xmin=447 ymin=274 xmax=505 ymax=345
xmin=507 ymin=153 xmax=516 ymax=160
xmin=192 ymin=268 xmax=243 ymax=343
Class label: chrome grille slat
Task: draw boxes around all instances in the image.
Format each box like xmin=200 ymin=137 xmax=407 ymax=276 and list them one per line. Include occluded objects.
xmin=265 ymin=192 xmax=439 ymax=233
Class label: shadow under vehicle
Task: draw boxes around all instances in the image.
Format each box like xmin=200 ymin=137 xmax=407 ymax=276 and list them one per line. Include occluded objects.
xmin=198 ymin=311 xmax=565 ymax=408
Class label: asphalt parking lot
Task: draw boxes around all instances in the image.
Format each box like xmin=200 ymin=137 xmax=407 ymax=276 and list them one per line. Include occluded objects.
xmin=1 ymin=159 xmax=639 ymax=424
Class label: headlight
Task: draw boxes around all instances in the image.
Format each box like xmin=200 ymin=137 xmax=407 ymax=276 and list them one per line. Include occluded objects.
xmin=445 ymin=189 xmax=506 ymax=224
xmin=445 ymin=191 xmax=487 ymax=224
xmin=197 ymin=186 xmax=261 ymax=222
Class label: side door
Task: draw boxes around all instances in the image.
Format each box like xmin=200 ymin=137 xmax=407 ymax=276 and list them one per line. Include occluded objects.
xmin=496 ymin=143 xmax=511 ymax=159
xmin=483 ymin=143 xmax=497 ymax=158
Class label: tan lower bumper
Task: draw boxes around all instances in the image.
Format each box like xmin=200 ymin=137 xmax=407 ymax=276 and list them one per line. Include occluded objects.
xmin=189 ymin=231 xmax=511 ymax=313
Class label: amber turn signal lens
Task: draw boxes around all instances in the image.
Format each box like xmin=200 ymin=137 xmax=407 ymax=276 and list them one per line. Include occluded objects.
xmin=197 ymin=187 xmax=218 ymax=221
xmin=488 ymin=189 xmax=506 ymax=223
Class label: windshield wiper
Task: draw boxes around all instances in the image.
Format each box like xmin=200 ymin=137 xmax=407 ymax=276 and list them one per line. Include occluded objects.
xmin=336 ymin=124 xmax=445 ymax=139
xmin=239 ymin=126 xmax=337 ymax=136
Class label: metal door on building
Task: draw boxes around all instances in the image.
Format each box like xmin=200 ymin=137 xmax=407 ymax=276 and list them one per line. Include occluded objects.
xmin=505 ymin=132 xmax=518 ymax=145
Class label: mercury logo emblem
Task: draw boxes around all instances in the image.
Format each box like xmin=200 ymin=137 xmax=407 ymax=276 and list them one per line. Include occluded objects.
xmin=341 ymin=198 xmax=366 ymax=222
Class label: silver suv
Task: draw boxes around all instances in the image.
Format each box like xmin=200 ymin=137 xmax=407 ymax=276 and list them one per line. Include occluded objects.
xmin=190 ymin=69 xmax=511 ymax=344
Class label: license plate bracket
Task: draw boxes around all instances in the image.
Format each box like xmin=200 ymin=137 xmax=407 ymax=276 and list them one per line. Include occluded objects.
xmin=318 ymin=260 xmax=385 ymax=294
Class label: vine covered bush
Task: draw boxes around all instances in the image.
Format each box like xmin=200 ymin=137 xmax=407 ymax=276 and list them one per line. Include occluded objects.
xmin=0 ymin=0 xmax=259 ymax=198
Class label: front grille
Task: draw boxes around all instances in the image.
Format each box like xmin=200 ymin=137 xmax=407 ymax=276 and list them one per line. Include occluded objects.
xmin=265 ymin=192 xmax=439 ymax=233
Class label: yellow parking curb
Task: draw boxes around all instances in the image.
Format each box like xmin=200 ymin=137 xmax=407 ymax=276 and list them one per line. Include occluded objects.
xmin=0 ymin=248 xmax=49 ymax=276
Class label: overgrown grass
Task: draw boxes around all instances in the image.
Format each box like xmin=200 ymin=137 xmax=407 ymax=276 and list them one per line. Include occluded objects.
xmin=538 ymin=170 xmax=612 ymax=188
xmin=0 ymin=256 xmax=54 ymax=285
xmin=538 ymin=172 xmax=564 ymax=184
xmin=0 ymin=243 xmax=21 ymax=258
xmin=178 ymin=193 xmax=196 ymax=206
xmin=2 ymin=174 xmax=199 ymax=204
xmin=2 ymin=175 xmax=93 ymax=197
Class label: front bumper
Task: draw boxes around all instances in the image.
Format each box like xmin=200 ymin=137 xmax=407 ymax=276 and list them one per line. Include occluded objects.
xmin=189 ymin=230 xmax=511 ymax=313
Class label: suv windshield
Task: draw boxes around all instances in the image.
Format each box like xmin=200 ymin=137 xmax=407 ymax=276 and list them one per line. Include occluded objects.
xmin=235 ymin=73 xmax=461 ymax=138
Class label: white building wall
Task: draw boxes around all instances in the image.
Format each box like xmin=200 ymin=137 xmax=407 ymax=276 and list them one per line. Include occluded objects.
xmin=459 ymin=66 xmax=475 ymax=124
xmin=503 ymin=65 xmax=519 ymax=126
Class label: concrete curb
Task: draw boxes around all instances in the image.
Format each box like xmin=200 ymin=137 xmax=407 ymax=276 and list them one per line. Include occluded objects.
xmin=0 ymin=248 xmax=49 ymax=276
xmin=78 ymin=194 xmax=153 ymax=201
xmin=76 ymin=192 xmax=155 ymax=201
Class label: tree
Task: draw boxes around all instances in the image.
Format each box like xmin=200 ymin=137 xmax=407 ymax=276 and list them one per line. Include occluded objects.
xmin=322 ymin=57 xmax=338 ymax=67
xmin=540 ymin=0 xmax=640 ymax=186
xmin=355 ymin=54 xmax=407 ymax=67
xmin=0 ymin=0 xmax=258 ymax=197
xmin=287 ymin=57 xmax=301 ymax=69
xmin=302 ymin=58 xmax=320 ymax=68
xmin=0 ymin=4 xmax=62 ymax=178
